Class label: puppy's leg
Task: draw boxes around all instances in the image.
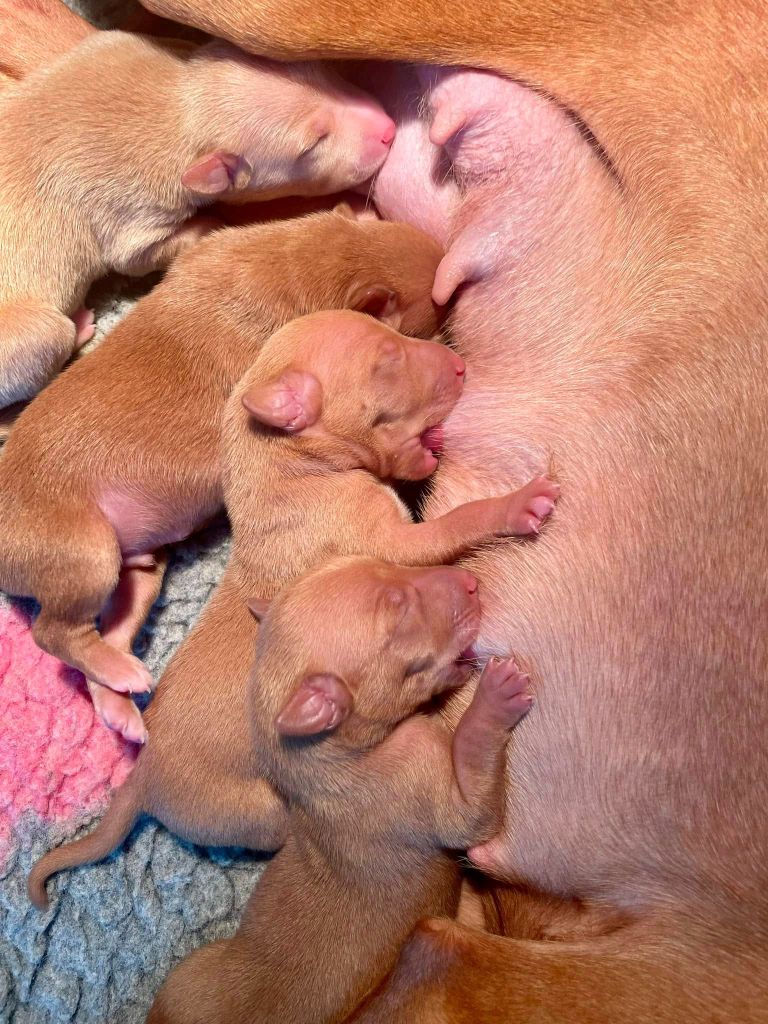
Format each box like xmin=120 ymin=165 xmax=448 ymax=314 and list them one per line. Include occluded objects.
xmin=86 ymin=551 xmax=169 ymax=743
xmin=0 ymin=302 xmax=78 ymax=407
xmin=31 ymin=512 xmax=155 ymax=698
xmin=426 ymin=658 xmax=532 ymax=850
xmin=120 ymin=216 xmax=222 ymax=277
xmin=379 ymin=476 xmax=559 ymax=565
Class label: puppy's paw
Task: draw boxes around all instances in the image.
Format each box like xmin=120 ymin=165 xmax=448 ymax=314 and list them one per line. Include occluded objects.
xmin=104 ymin=652 xmax=155 ymax=696
xmin=477 ymin=657 xmax=533 ymax=727
xmin=88 ymin=681 xmax=148 ymax=744
xmin=498 ymin=475 xmax=559 ymax=536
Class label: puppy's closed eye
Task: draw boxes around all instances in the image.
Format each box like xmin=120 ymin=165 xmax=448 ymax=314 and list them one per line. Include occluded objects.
xmin=299 ymin=131 xmax=329 ymax=158
xmin=373 ymin=339 xmax=404 ymax=374
xmin=404 ymin=654 xmax=434 ymax=676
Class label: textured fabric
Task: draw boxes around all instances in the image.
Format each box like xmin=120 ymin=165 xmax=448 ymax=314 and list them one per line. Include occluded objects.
xmin=0 ymin=5 xmax=265 ymax=1011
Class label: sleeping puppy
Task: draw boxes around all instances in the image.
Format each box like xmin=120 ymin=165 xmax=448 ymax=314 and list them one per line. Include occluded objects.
xmin=0 ymin=209 xmax=440 ymax=741
xmin=148 ymin=555 xmax=534 ymax=1024
xmin=0 ymin=26 xmax=395 ymax=409
xmin=27 ymin=310 xmax=556 ymax=909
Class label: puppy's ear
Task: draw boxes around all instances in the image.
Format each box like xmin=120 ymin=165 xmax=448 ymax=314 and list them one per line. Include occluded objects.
xmin=182 ymin=151 xmax=253 ymax=196
xmin=242 ymin=371 xmax=322 ymax=433
xmin=346 ymin=284 xmax=402 ymax=329
xmin=247 ymin=598 xmax=270 ymax=622
xmin=275 ymin=674 xmax=353 ymax=736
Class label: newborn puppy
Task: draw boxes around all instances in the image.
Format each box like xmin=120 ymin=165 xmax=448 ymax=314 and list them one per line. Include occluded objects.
xmin=147 ymin=556 xmax=532 ymax=1024
xmin=27 ymin=310 xmax=556 ymax=909
xmin=0 ymin=209 xmax=440 ymax=742
xmin=0 ymin=28 xmax=395 ymax=408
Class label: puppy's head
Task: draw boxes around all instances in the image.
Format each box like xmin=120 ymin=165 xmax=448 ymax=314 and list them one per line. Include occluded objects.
xmin=274 ymin=204 xmax=445 ymax=338
xmin=242 ymin=310 xmax=466 ymax=480
xmin=181 ymin=44 xmax=395 ymax=203
xmin=249 ymin=557 xmax=480 ymax=762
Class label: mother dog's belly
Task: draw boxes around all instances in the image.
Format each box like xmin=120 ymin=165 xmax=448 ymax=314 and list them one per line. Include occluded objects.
xmin=431 ymin=357 xmax=768 ymax=916
xmin=371 ymin=59 xmax=768 ymax=920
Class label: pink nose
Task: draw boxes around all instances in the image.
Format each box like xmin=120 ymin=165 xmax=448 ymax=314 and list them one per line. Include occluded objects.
xmin=454 ymin=355 xmax=466 ymax=377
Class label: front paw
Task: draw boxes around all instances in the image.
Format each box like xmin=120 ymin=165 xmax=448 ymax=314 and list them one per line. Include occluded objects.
xmin=476 ymin=657 xmax=533 ymax=728
xmin=497 ymin=475 xmax=559 ymax=536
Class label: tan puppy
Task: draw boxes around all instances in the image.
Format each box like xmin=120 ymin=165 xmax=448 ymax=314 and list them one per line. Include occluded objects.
xmin=0 ymin=28 xmax=395 ymax=409
xmin=0 ymin=209 xmax=440 ymax=742
xmin=138 ymin=0 xmax=768 ymax=1018
xmin=27 ymin=310 xmax=557 ymax=909
xmin=147 ymin=556 xmax=533 ymax=1024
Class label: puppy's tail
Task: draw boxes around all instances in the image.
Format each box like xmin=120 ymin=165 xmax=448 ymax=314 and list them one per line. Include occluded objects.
xmin=27 ymin=774 xmax=142 ymax=910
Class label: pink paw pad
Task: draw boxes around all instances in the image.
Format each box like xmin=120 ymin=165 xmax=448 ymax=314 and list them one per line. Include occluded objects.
xmin=478 ymin=656 xmax=534 ymax=726
xmin=89 ymin=682 xmax=147 ymax=745
xmin=100 ymin=653 xmax=154 ymax=695
xmin=504 ymin=475 xmax=560 ymax=535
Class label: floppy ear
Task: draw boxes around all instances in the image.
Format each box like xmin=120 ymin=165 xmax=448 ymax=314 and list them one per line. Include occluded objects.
xmin=247 ymin=597 xmax=270 ymax=622
xmin=181 ymin=151 xmax=253 ymax=197
xmin=241 ymin=370 xmax=322 ymax=433
xmin=346 ymin=284 xmax=402 ymax=329
xmin=275 ymin=673 xmax=353 ymax=736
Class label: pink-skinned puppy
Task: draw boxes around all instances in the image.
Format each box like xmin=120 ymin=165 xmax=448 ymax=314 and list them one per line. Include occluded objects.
xmin=0 ymin=208 xmax=440 ymax=743
xmin=0 ymin=24 xmax=395 ymax=410
xmin=147 ymin=555 xmax=534 ymax=1024
xmin=27 ymin=309 xmax=556 ymax=909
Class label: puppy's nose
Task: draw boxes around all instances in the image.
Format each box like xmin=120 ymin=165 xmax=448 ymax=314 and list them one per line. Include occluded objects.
xmin=381 ymin=120 xmax=396 ymax=147
xmin=454 ymin=355 xmax=466 ymax=377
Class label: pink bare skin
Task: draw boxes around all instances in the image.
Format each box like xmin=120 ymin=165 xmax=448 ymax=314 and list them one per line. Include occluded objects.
xmin=26 ymin=310 xmax=555 ymax=910
xmin=0 ymin=208 xmax=443 ymax=745
xmin=146 ymin=558 xmax=532 ymax=1024
xmin=362 ymin=63 xmax=460 ymax=246
xmin=0 ymin=18 xmax=395 ymax=411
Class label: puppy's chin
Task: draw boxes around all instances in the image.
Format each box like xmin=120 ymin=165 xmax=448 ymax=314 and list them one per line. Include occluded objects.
xmin=441 ymin=656 xmax=477 ymax=691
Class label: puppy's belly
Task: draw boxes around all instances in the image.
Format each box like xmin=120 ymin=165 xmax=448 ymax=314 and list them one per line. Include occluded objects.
xmin=98 ymin=483 xmax=222 ymax=557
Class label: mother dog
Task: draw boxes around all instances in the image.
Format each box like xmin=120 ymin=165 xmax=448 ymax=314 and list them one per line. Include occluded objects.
xmin=141 ymin=0 xmax=768 ymax=1018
